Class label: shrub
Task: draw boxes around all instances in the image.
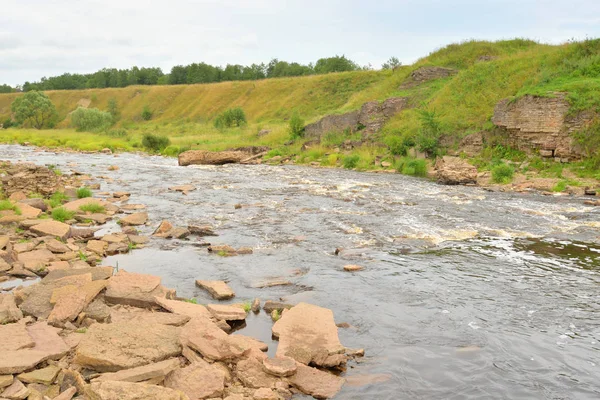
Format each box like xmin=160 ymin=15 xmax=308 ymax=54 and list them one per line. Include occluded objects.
xmin=397 ymin=158 xmax=428 ymax=177
xmin=79 ymin=203 xmax=105 ymax=213
xmin=552 ymin=180 xmax=567 ymax=192
xmin=107 ymin=98 xmax=120 ymax=121
xmin=214 ymin=108 xmax=246 ymax=129
xmin=343 ymin=154 xmax=360 ymax=169
xmin=491 ymin=163 xmax=515 ymax=183
xmin=2 ymin=118 xmax=14 ymax=129
xmin=142 ymin=133 xmax=171 ymax=152
xmin=0 ymin=200 xmax=20 ymax=214
xmin=162 ymin=145 xmax=184 ymax=157
xmin=76 ymin=187 xmax=92 ymax=199
xmin=415 ymin=109 xmax=443 ymax=158
xmin=288 ymin=113 xmax=305 ymax=139
xmin=105 ymin=128 xmax=128 ymax=137
xmin=48 ymin=191 xmax=69 ymax=208
xmin=141 ymin=105 xmax=153 ymax=121
xmin=51 ymin=207 xmax=75 ymax=222
xmin=71 ymin=107 xmax=113 ymax=132
xmin=385 ymin=132 xmax=416 ymax=156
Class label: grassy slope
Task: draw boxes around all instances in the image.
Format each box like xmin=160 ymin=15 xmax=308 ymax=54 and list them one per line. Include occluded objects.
xmin=0 ymin=39 xmax=599 ymax=178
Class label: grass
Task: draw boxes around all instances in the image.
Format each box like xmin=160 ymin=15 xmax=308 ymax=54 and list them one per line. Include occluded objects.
xmin=51 ymin=207 xmax=75 ymax=222
xmin=183 ymin=298 xmax=198 ymax=304
xmin=78 ymin=251 xmax=88 ymax=261
xmin=48 ymin=191 xmax=69 ymax=208
xmin=242 ymin=302 xmax=252 ymax=313
xmin=491 ymin=163 xmax=515 ymax=184
xmin=77 ymin=187 xmax=92 ymax=198
xmin=79 ymin=203 xmax=105 ymax=213
xmin=0 ymin=200 xmax=21 ymax=215
xmin=271 ymin=309 xmax=281 ymax=322
xmin=396 ymin=158 xmax=428 ymax=177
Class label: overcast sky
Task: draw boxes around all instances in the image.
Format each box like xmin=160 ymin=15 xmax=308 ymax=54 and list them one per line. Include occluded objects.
xmin=1 ymin=0 xmax=599 ymax=86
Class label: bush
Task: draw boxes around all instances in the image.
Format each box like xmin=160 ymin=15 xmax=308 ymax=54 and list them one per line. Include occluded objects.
xmin=11 ymin=91 xmax=58 ymax=129
xmin=397 ymin=158 xmax=428 ymax=177
xmin=214 ymin=108 xmax=246 ymax=129
xmin=415 ymin=109 xmax=443 ymax=158
xmin=141 ymin=105 xmax=153 ymax=121
xmin=343 ymin=154 xmax=360 ymax=169
xmin=162 ymin=145 xmax=187 ymax=157
xmin=385 ymin=132 xmax=416 ymax=156
xmin=2 ymin=118 xmax=14 ymax=129
xmin=51 ymin=207 xmax=75 ymax=222
xmin=107 ymin=98 xmax=120 ymax=121
xmin=142 ymin=133 xmax=171 ymax=152
xmin=288 ymin=113 xmax=305 ymax=139
xmin=71 ymin=107 xmax=113 ymax=132
xmin=0 ymin=200 xmax=20 ymax=214
xmin=105 ymin=128 xmax=128 ymax=137
xmin=76 ymin=187 xmax=92 ymax=199
xmin=491 ymin=163 xmax=515 ymax=183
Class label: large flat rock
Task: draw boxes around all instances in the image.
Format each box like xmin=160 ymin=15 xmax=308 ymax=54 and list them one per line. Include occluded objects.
xmin=154 ymin=297 xmax=213 ymax=321
xmin=164 ymin=359 xmax=225 ymax=399
xmin=30 ymin=220 xmax=71 ymax=241
xmin=206 ymin=304 xmax=246 ymax=321
xmin=48 ymin=280 xmax=108 ymax=325
xmin=104 ymin=270 xmax=172 ymax=308
xmin=43 ymin=266 xmax=114 ymax=282
xmin=110 ymin=309 xmax=190 ymax=326
xmin=180 ymin=318 xmax=248 ymax=362
xmin=62 ymin=198 xmax=107 ymax=212
xmin=74 ymin=321 xmax=182 ymax=372
xmin=0 ymin=321 xmax=34 ymax=352
xmin=119 ymin=212 xmax=148 ymax=226
xmin=88 ymin=381 xmax=188 ymax=400
xmin=94 ymin=358 xmax=181 ymax=383
xmin=272 ymin=303 xmax=345 ymax=367
xmin=195 ymin=280 xmax=235 ymax=300
xmin=288 ymin=363 xmax=345 ymax=399
xmin=235 ymin=357 xmax=279 ymax=389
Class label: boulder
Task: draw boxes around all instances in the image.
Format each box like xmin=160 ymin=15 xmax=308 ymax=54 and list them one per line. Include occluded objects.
xmin=164 ymin=359 xmax=225 ymax=399
xmin=30 ymin=221 xmax=71 ymax=241
xmin=119 ymin=213 xmax=148 ymax=226
xmin=180 ymin=318 xmax=248 ymax=361
xmin=206 ymin=304 xmax=246 ymax=321
xmin=178 ymin=150 xmax=250 ymax=166
xmin=272 ymin=303 xmax=345 ymax=367
xmin=104 ymin=270 xmax=173 ymax=308
xmin=434 ymin=156 xmax=478 ymax=185
xmin=93 ymin=358 xmax=180 ymax=383
xmin=195 ymin=280 xmax=235 ymax=300
xmin=288 ymin=363 xmax=345 ymax=399
xmin=88 ymin=381 xmax=188 ymax=400
xmin=18 ymin=198 xmax=47 ymax=212
xmin=74 ymin=321 xmax=182 ymax=372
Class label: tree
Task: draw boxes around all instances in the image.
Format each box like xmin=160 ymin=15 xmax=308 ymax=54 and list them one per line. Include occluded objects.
xmin=11 ymin=91 xmax=58 ymax=129
xmin=0 ymin=84 xmax=14 ymax=93
xmin=382 ymin=57 xmax=402 ymax=71
xmin=314 ymin=56 xmax=359 ymax=74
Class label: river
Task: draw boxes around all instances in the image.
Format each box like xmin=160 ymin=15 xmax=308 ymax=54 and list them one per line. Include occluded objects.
xmin=2 ymin=145 xmax=599 ymax=399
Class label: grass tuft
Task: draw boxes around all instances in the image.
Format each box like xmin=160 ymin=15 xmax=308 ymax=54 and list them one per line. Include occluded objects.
xmin=76 ymin=187 xmax=92 ymax=199
xmin=51 ymin=207 xmax=75 ymax=222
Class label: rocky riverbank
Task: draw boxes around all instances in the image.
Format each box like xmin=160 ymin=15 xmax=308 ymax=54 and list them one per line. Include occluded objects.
xmin=0 ymin=161 xmax=362 ymax=400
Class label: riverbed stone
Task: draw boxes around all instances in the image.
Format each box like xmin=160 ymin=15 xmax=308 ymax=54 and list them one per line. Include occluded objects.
xmin=435 ymin=156 xmax=477 ymax=185
xmin=48 ymin=280 xmax=108 ymax=325
xmin=206 ymin=304 xmax=246 ymax=321
xmin=30 ymin=221 xmax=71 ymax=241
xmin=0 ymin=293 xmax=23 ymax=324
xmin=253 ymin=388 xmax=278 ymax=400
xmin=104 ymin=270 xmax=172 ymax=308
xmin=17 ymin=249 xmax=55 ymax=272
xmin=62 ymin=198 xmax=106 ymax=212
xmin=164 ymin=358 xmax=225 ymax=399
xmin=180 ymin=318 xmax=248 ymax=361
xmin=17 ymin=365 xmax=60 ymax=385
xmin=195 ymin=280 xmax=235 ymax=300
xmin=53 ymin=386 xmax=76 ymax=400
xmin=17 ymin=203 xmax=42 ymax=219
xmin=45 ymin=238 xmax=71 ymax=254
xmin=0 ymin=374 xmax=13 ymax=389
xmin=0 ymin=322 xmax=35 ymax=352
xmin=93 ymin=358 xmax=181 ymax=383
xmin=272 ymin=303 xmax=346 ymax=367
xmin=154 ymin=297 xmax=213 ymax=321
xmin=251 ymin=298 xmax=261 ymax=313
xmin=88 ymin=381 xmax=188 ymax=400
xmin=110 ymin=308 xmax=190 ymax=326
xmin=235 ymin=357 xmax=279 ymax=389
xmin=343 ymin=264 xmax=364 ymax=272
xmin=153 ymin=220 xmax=174 ymax=237
xmin=119 ymin=212 xmax=148 ymax=226
xmin=86 ymin=240 xmax=108 ymax=256
xmin=19 ymin=274 xmax=92 ymax=319
xmin=262 ymin=357 xmax=297 ymax=377
xmin=43 ymin=267 xmax=113 ymax=282
xmin=1 ymin=378 xmax=29 ymax=399
xmin=168 ymin=185 xmax=196 ymax=192
xmin=262 ymin=301 xmax=293 ymax=314
xmin=288 ymin=363 xmax=344 ymax=399
xmin=74 ymin=321 xmax=182 ymax=372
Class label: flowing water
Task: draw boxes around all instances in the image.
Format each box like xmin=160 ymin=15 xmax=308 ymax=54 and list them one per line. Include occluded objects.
xmin=2 ymin=145 xmax=599 ymax=399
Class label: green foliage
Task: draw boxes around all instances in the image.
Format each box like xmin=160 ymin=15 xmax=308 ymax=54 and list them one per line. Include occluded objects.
xmin=10 ymin=91 xmax=58 ymax=129
xmin=242 ymin=302 xmax=252 ymax=313
xmin=2 ymin=117 xmax=14 ymax=128
xmin=78 ymin=251 xmax=88 ymax=261
xmin=265 ymin=149 xmax=283 ymax=159
xmin=491 ymin=163 xmax=515 ymax=183
xmin=214 ymin=108 xmax=246 ymax=129
xmin=141 ymin=105 xmax=153 ymax=121
xmin=107 ymin=98 xmax=120 ymax=121
xmin=342 ymin=154 xmax=360 ymax=169
xmin=288 ymin=113 xmax=305 ymax=139
xmin=382 ymin=57 xmax=402 ymax=70
xmin=415 ymin=109 xmax=443 ymax=158
xmin=0 ymin=84 xmax=14 ymax=93
xmin=314 ymin=56 xmax=359 ymax=74
xmin=0 ymin=200 xmax=20 ymax=214
xmin=76 ymin=187 xmax=92 ymax=199
xmin=51 ymin=207 xmax=75 ymax=222
xmin=183 ymin=298 xmax=198 ymax=304
xmin=271 ymin=309 xmax=281 ymax=321
xmin=396 ymin=158 xmax=428 ymax=177
xmin=79 ymin=203 xmax=105 ymax=213
xmin=48 ymin=192 xmax=69 ymax=208
xmin=552 ymin=180 xmax=567 ymax=192
xmin=385 ymin=132 xmax=415 ymax=156
xmin=105 ymin=128 xmax=128 ymax=137
xmin=162 ymin=145 xmax=185 ymax=157
xmin=573 ymin=119 xmax=600 ymax=168
xmin=142 ymin=133 xmax=171 ymax=152
xmin=71 ymin=107 xmax=113 ymax=132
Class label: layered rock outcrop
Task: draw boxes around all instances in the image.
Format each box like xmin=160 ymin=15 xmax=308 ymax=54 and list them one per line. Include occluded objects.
xmin=178 ymin=146 xmax=269 ymax=166
xmin=400 ymin=66 xmax=458 ymax=88
xmin=0 ymin=162 xmax=63 ymax=197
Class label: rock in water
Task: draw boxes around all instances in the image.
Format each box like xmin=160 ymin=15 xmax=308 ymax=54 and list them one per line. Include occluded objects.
xmin=288 ymin=363 xmax=345 ymax=399
xmin=272 ymin=303 xmax=346 ymax=367
xmin=104 ymin=270 xmax=173 ymax=308
xmin=195 ymin=280 xmax=235 ymax=300
xmin=434 ymin=156 xmax=477 ymax=185
xmin=178 ymin=150 xmax=250 ymax=166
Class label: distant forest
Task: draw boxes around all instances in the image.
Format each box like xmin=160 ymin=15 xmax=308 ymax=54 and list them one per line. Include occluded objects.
xmin=1 ymin=55 xmax=391 ymax=93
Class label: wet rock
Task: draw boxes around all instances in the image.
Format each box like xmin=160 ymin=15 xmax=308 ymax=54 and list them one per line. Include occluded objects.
xmin=164 ymin=358 xmax=225 ymax=399
xmin=237 ymin=247 xmax=253 ymax=255
xmin=178 ymin=150 xmax=250 ymax=166
xmin=251 ymin=298 xmax=260 ymax=314
xmin=262 ymin=301 xmax=293 ymax=314
xmin=93 ymin=358 xmax=181 ymax=383
xmin=17 ymin=365 xmax=60 ymax=385
xmin=74 ymin=321 xmax=181 ymax=372
xmin=88 ymin=381 xmax=187 ymax=400
xmin=207 ymin=304 xmax=246 ymax=321
xmin=180 ymin=318 xmax=248 ymax=361
xmin=343 ymin=264 xmax=364 ymax=272
xmin=104 ymin=270 xmax=173 ymax=308
xmin=30 ymin=221 xmax=71 ymax=241
xmin=254 ymin=279 xmax=290 ymax=288
xmin=0 ymin=293 xmax=23 ymax=324
xmin=262 ymin=357 xmax=296 ymax=377
xmin=101 ymin=233 xmax=128 ymax=244
xmin=154 ymin=297 xmax=213 ymax=321
xmin=168 ymin=185 xmax=195 ymax=193
xmin=288 ymin=363 xmax=344 ymax=399
xmin=195 ymin=280 xmax=235 ymax=300
xmin=106 ymin=242 xmax=129 ymax=255
xmin=119 ymin=212 xmax=148 ymax=226
xmin=127 ymin=235 xmax=149 ymax=245
xmin=207 ymin=245 xmax=237 ymax=256
xmin=272 ymin=303 xmax=346 ymax=367
xmin=153 ymin=220 xmax=174 ymax=237
xmin=188 ymin=225 xmax=217 ymax=236
xmin=434 ymin=156 xmax=477 ymax=185
xmin=1 ymin=378 xmax=29 ymax=399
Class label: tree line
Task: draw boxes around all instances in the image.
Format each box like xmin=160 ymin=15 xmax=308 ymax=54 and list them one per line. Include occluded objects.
xmin=0 ymin=55 xmax=393 ymax=92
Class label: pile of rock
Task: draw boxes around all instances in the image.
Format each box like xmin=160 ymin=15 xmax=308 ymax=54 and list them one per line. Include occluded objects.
xmin=0 ymin=161 xmax=64 ymax=197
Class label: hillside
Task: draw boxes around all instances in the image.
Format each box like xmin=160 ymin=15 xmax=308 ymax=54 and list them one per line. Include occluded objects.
xmin=0 ymin=38 xmax=599 ymax=189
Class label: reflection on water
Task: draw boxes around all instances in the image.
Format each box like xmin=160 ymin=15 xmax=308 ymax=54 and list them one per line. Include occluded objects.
xmin=1 ymin=145 xmax=600 ymax=399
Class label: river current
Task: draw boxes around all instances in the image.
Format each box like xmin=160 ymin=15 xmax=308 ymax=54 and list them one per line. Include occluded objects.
xmin=2 ymin=145 xmax=599 ymax=399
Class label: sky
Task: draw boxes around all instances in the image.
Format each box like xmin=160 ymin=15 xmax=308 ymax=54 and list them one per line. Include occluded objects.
xmin=1 ymin=0 xmax=600 ymax=86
